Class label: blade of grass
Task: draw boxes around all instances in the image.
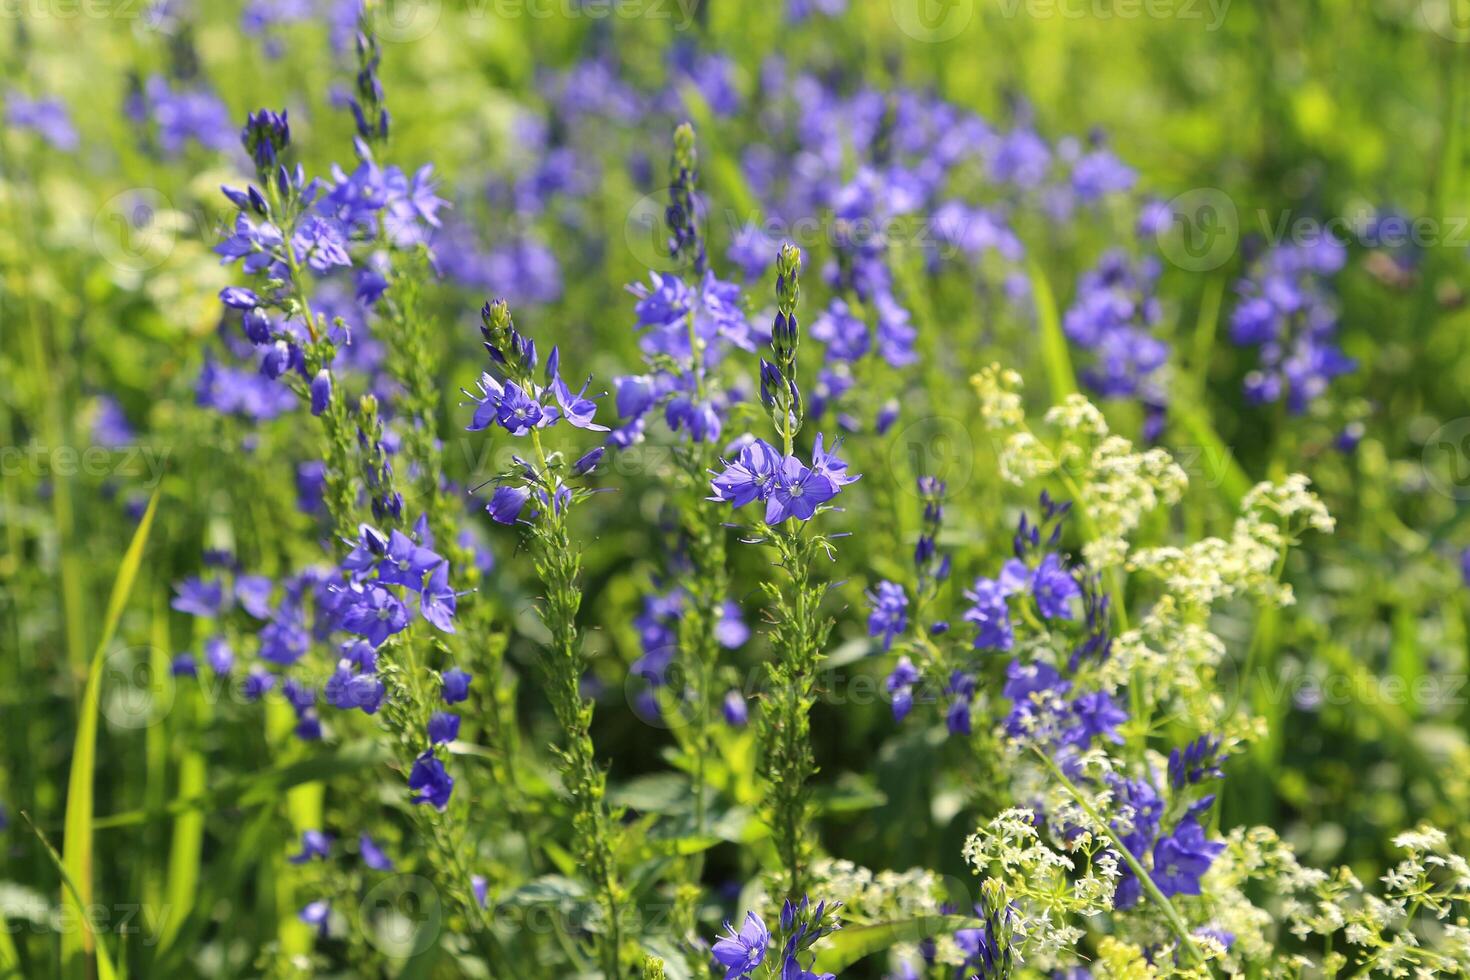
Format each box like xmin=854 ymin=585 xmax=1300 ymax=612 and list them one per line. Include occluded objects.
xmin=811 ymin=915 xmax=979 ymax=974
xmin=92 ymin=739 xmax=390 ymax=830
xmin=60 ymin=489 xmax=159 ymax=980
xmin=21 ymin=813 xmax=118 ymax=980
xmin=1027 ymin=256 xmax=1077 ymax=402
xmin=0 ymin=910 xmax=17 ymax=976
xmin=24 ymin=302 xmax=87 ymax=672
xmin=1420 ymin=35 xmax=1467 ymax=347
xmin=1173 ymin=270 xmax=1255 ymax=511
xmin=139 ymin=589 xmax=170 ymax=917
xmin=1171 ymin=402 xmax=1253 ymax=508
xmin=155 ymin=746 xmax=204 ymax=952
xmin=1187 ymin=273 xmax=1225 ymax=398
xmin=147 ymin=805 xmax=277 ymax=973
xmin=1389 ymin=600 xmax=1425 ymax=721
xmin=268 ymin=697 xmax=325 ymax=959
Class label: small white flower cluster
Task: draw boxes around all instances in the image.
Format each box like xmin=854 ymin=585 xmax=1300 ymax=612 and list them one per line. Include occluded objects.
xmin=972 ymin=369 xmax=1187 ymax=569
xmin=961 ymin=368 xmax=1470 ymax=979
xmin=1102 ymin=474 xmax=1334 ymax=733
xmin=1131 ymin=474 xmax=1334 ymax=609
xmin=1103 ymin=598 xmax=1226 ymax=713
xmin=1200 ymin=823 xmax=1470 ymax=977
xmin=957 ymin=813 xmax=1470 ymax=977
xmin=961 ymin=807 xmax=1121 ymax=969
xmin=808 ymin=857 xmax=947 ymax=923
xmin=1079 ymin=434 xmax=1188 ymax=569
xmin=808 ymin=858 xmax=961 ymax=973
xmin=1241 ymin=474 xmax=1336 ymax=537
xmin=972 ymin=363 xmax=1026 ymax=430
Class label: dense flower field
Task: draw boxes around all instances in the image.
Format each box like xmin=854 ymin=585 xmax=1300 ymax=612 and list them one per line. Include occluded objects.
xmin=6 ymin=1 xmax=1470 ymax=977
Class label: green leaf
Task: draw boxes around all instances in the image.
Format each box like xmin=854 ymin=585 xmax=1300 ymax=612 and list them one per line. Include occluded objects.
xmin=146 ymin=806 xmax=277 ymax=975
xmin=1187 ymin=273 xmax=1225 ymax=397
xmin=812 ymin=774 xmax=887 ymax=814
xmin=710 ymin=805 xmax=759 ymax=844
xmin=397 ymin=941 xmax=444 ymax=980
xmin=1171 ymin=404 xmax=1253 ymax=508
xmin=640 ymin=938 xmax=692 ymax=980
xmin=821 ymin=637 xmax=872 ymax=670
xmin=1028 ymin=257 xmax=1077 ymax=402
xmin=92 ymin=738 xmax=390 ymax=829
xmin=155 ymin=748 xmax=205 ymax=951
xmin=541 ymin=839 xmax=577 ymax=876
xmin=496 ymin=875 xmax=587 ymax=910
xmin=23 ymin=812 xmax=118 ymax=980
xmin=811 ymin=915 xmax=978 ymax=973
xmin=61 ymin=489 xmax=159 ymax=980
xmin=0 ymin=911 xmax=17 ymax=975
xmin=609 ymin=773 xmax=690 ymax=814
xmin=646 ymin=833 xmax=723 ymax=857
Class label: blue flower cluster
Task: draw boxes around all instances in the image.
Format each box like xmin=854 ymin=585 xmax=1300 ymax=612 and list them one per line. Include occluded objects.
xmin=333 ymin=517 xmax=460 ymax=646
xmin=5 ymin=89 xmax=78 ymax=151
xmin=884 ymin=656 xmax=921 ymax=723
xmin=865 ymin=581 xmax=909 ymax=651
xmin=408 ymin=669 xmax=473 ymax=812
xmin=629 ymin=587 xmax=749 ymax=722
xmin=168 ymin=514 xmax=463 ymax=758
xmin=997 ymin=632 xmax=1228 ymax=908
xmin=1001 ymin=660 xmax=1126 ymax=754
xmin=632 ymin=588 xmax=749 ymax=686
xmin=1103 ymin=775 xmax=1224 ymax=907
xmin=877 ymin=496 xmax=1115 ymax=742
xmin=211 ymin=107 xmax=445 ymax=419
xmin=709 ymin=433 xmax=858 ymax=525
xmin=435 ymin=217 xmax=562 ymax=309
xmin=466 ymin=349 xmax=608 ymax=441
xmin=730 ymin=70 xmax=1141 ymax=430
xmin=125 ymin=74 xmax=235 ymax=158
xmin=710 ymin=896 xmax=841 ymax=980
xmin=1230 ymin=237 xmax=1354 ymax=412
xmin=609 ymin=126 xmax=757 ymax=448
xmin=1063 ymin=250 xmax=1170 ymax=440
xmin=897 ymin=492 xmax=1232 ymax=909
xmin=287 ymin=826 xmax=399 ymax=939
xmin=964 ymin=548 xmax=1080 ymax=654
xmin=953 ymin=883 xmax=1016 ymax=980
xmin=1168 ymin=734 xmax=1225 ymax=788
xmin=466 ymin=299 xmax=609 ymax=526
xmin=864 ymin=476 xmax=953 ymax=656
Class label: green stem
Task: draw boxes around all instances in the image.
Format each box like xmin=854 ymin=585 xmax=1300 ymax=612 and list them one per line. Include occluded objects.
xmin=4 ymin=143 xmax=88 ymax=675
xmin=763 ymin=524 xmax=821 ymax=899
xmin=526 ymin=428 xmax=622 ymax=977
xmin=1033 ymin=750 xmax=1207 ymax=969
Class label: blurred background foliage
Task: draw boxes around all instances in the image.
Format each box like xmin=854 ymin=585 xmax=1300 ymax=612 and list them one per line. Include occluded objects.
xmin=4 ymin=0 xmax=1470 ymax=975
